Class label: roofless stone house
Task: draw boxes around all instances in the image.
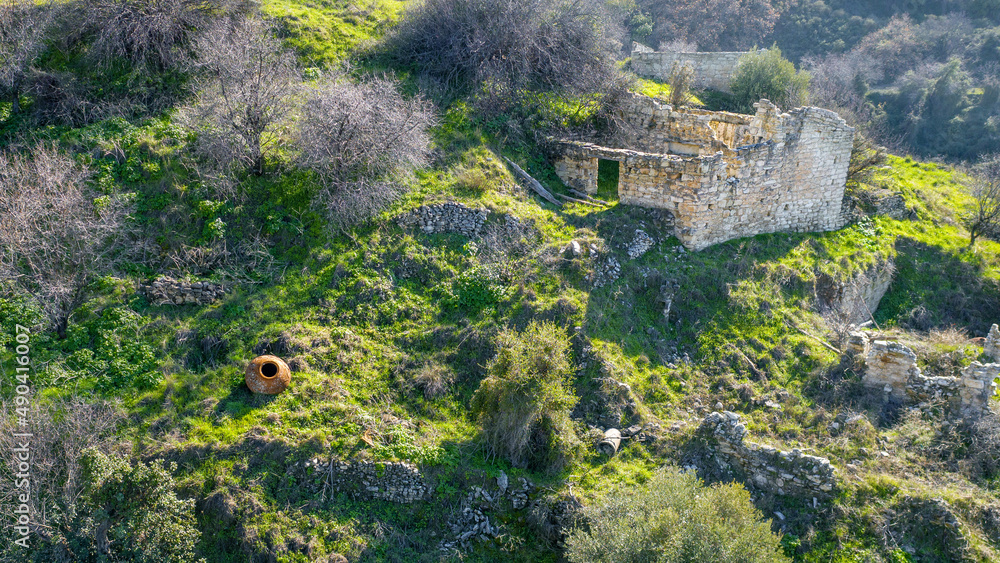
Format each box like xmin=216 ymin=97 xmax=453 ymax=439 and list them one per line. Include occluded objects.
xmin=551 ymin=93 xmax=855 ymax=251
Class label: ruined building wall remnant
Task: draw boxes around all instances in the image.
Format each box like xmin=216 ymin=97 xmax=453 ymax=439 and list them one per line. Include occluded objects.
xmin=551 ymin=94 xmax=854 ymax=250
xmin=700 ymin=411 xmax=837 ymax=498
xmin=630 ymin=44 xmax=747 ymax=93
xmin=857 ymin=334 xmax=998 ymax=418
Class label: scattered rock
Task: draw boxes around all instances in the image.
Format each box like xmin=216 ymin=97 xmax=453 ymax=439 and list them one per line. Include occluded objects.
xmin=626 ymin=229 xmax=655 ymax=259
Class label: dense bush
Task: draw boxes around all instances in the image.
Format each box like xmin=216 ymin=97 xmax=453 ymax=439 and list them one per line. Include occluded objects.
xmin=730 ymin=47 xmax=810 ymax=113
xmin=566 ymin=466 xmax=789 ymax=563
xmin=386 ymin=0 xmax=623 ymax=115
xmin=470 ymin=321 xmax=578 ymax=472
xmin=0 ymin=0 xmax=53 ymax=114
xmin=67 ymin=449 xmax=203 ymax=562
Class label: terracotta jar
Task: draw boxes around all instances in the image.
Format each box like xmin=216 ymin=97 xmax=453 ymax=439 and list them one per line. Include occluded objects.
xmin=245 ymin=355 xmax=291 ymax=394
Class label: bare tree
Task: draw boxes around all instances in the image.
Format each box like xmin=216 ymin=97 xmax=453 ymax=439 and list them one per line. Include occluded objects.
xmin=296 ymin=73 xmax=435 ymax=231
xmin=0 ymin=398 xmax=124 ymax=549
xmin=0 ymin=145 xmax=132 ymax=337
xmin=182 ymin=15 xmax=299 ymax=177
xmin=83 ymin=0 xmax=231 ymax=69
xmin=965 ymin=154 xmax=1000 ymax=247
xmin=297 ymin=74 xmax=434 ymax=182
xmin=386 ymin=0 xmax=623 ymax=115
xmin=0 ymin=0 xmax=52 ymax=114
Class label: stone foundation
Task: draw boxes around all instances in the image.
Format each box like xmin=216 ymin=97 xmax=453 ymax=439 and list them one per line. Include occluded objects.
xmin=142 ymin=277 xmax=226 ymax=305
xmin=860 ymin=336 xmax=998 ymax=418
xmin=396 ymin=202 xmax=488 ymax=237
xmin=551 ymin=95 xmax=853 ymax=250
xmin=700 ymin=411 xmax=837 ymax=497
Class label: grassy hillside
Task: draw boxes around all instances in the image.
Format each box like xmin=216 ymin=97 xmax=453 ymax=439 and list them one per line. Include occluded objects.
xmin=1 ymin=1 xmax=999 ymax=562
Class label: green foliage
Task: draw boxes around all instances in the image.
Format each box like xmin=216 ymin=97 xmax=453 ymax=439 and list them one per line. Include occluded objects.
xmin=62 ymin=306 xmax=160 ymax=394
xmin=565 ymin=466 xmax=789 ymax=563
xmin=66 ymin=449 xmax=204 ymax=563
xmin=470 ymin=321 xmax=578 ymax=472
xmin=730 ymin=47 xmax=810 ymax=113
xmin=447 ymin=264 xmax=509 ymax=313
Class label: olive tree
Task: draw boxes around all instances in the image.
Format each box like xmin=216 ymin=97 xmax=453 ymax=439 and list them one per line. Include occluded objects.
xmin=0 ymin=145 xmax=132 ymax=338
xmin=566 ymin=466 xmax=789 ymax=563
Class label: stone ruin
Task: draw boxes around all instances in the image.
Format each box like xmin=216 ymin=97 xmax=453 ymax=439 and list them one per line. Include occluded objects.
xmin=551 ymin=94 xmax=854 ymax=250
xmin=700 ymin=411 xmax=837 ymax=497
xmin=395 ymin=201 xmax=488 ymax=237
xmin=630 ymin=42 xmax=749 ymax=93
xmin=141 ymin=276 xmax=226 ymax=305
xmin=294 ymin=458 xmax=430 ymax=504
xmin=851 ymin=333 xmax=999 ymax=418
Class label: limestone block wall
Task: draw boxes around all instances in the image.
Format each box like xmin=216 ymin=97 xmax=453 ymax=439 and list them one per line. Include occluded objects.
xmin=553 ymin=155 xmax=599 ymax=194
xmin=551 ymin=95 xmax=854 ymax=251
xmin=142 ymin=277 xmax=226 ymax=305
xmin=294 ymin=458 xmax=430 ymax=504
xmin=861 ymin=338 xmax=998 ymax=417
xmin=631 ymin=48 xmax=747 ymax=93
xmin=396 ymin=202 xmax=488 ymax=237
xmin=700 ymin=411 xmax=837 ymax=497
xmin=985 ymin=324 xmax=1000 ymax=360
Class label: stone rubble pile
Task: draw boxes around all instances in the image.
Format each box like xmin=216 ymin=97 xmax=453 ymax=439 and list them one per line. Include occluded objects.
xmin=293 ymin=458 xmax=429 ymax=504
xmin=439 ymin=472 xmax=534 ymax=554
xmin=396 ymin=202 xmax=488 ymax=237
xmin=626 ymin=229 xmax=656 ymax=259
xmin=142 ymin=276 xmax=226 ymax=305
xmin=700 ymin=411 xmax=838 ymax=497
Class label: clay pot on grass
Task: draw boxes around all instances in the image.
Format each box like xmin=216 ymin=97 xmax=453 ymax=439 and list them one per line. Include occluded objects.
xmin=245 ymin=355 xmax=291 ymax=394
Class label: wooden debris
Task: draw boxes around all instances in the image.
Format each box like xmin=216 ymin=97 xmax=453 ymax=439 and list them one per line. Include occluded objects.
xmin=504 ymin=158 xmax=562 ymax=207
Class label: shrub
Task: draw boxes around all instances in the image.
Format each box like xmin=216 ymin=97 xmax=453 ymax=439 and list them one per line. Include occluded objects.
xmin=470 ymin=320 xmax=578 ymax=471
xmin=66 ymin=449 xmax=204 ymax=562
xmin=0 ymin=0 xmax=53 ymax=114
xmin=641 ymin=0 xmax=778 ymax=52
xmin=565 ymin=466 xmax=789 ymax=563
xmin=386 ymin=0 xmax=623 ymax=115
xmin=965 ymin=153 xmax=1000 ymax=246
xmin=730 ymin=47 xmax=810 ymax=114
xmin=0 ymin=398 xmax=125 ymax=559
xmin=667 ymin=62 xmax=695 ymax=107
xmin=297 ymin=73 xmax=434 ymax=183
xmin=82 ymin=0 xmax=236 ymax=70
xmin=0 ymin=144 xmax=133 ymax=338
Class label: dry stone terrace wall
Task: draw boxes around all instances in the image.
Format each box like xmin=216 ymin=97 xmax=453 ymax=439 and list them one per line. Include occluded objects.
xmin=395 ymin=202 xmax=488 ymax=237
xmin=551 ymin=95 xmax=854 ymax=250
xmin=141 ymin=276 xmax=226 ymax=305
xmin=700 ymin=411 xmax=837 ymax=497
xmin=859 ymin=336 xmax=998 ymax=418
xmin=631 ymin=46 xmax=747 ymax=93
xmin=293 ymin=458 xmax=430 ymax=504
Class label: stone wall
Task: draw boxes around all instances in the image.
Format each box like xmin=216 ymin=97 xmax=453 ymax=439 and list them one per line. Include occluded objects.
xmin=700 ymin=411 xmax=837 ymax=497
xmin=631 ymin=46 xmax=747 ymax=92
xmin=295 ymin=458 xmax=430 ymax=504
xmin=551 ymin=95 xmax=854 ymax=250
xmin=861 ymin=336 xmax=998 ymax=418
xmin=396 ymin=202 xmax=488 ymax=237
xmin=142 ymin=276 xmax=226 ymax=305
xmin=986 ymin=324 xmax=1000 ymax=361
xmin=816 ymin=260 xmax=895 ymax=324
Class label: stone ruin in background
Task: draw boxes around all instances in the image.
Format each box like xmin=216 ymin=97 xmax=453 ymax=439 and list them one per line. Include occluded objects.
xmin=550 ymin=92 xmax=854 ymax=251
xmin=850 ymin=329 xmax=1000 ymax=419
xmin=630 ymin=42 xmax=748 ymax=93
